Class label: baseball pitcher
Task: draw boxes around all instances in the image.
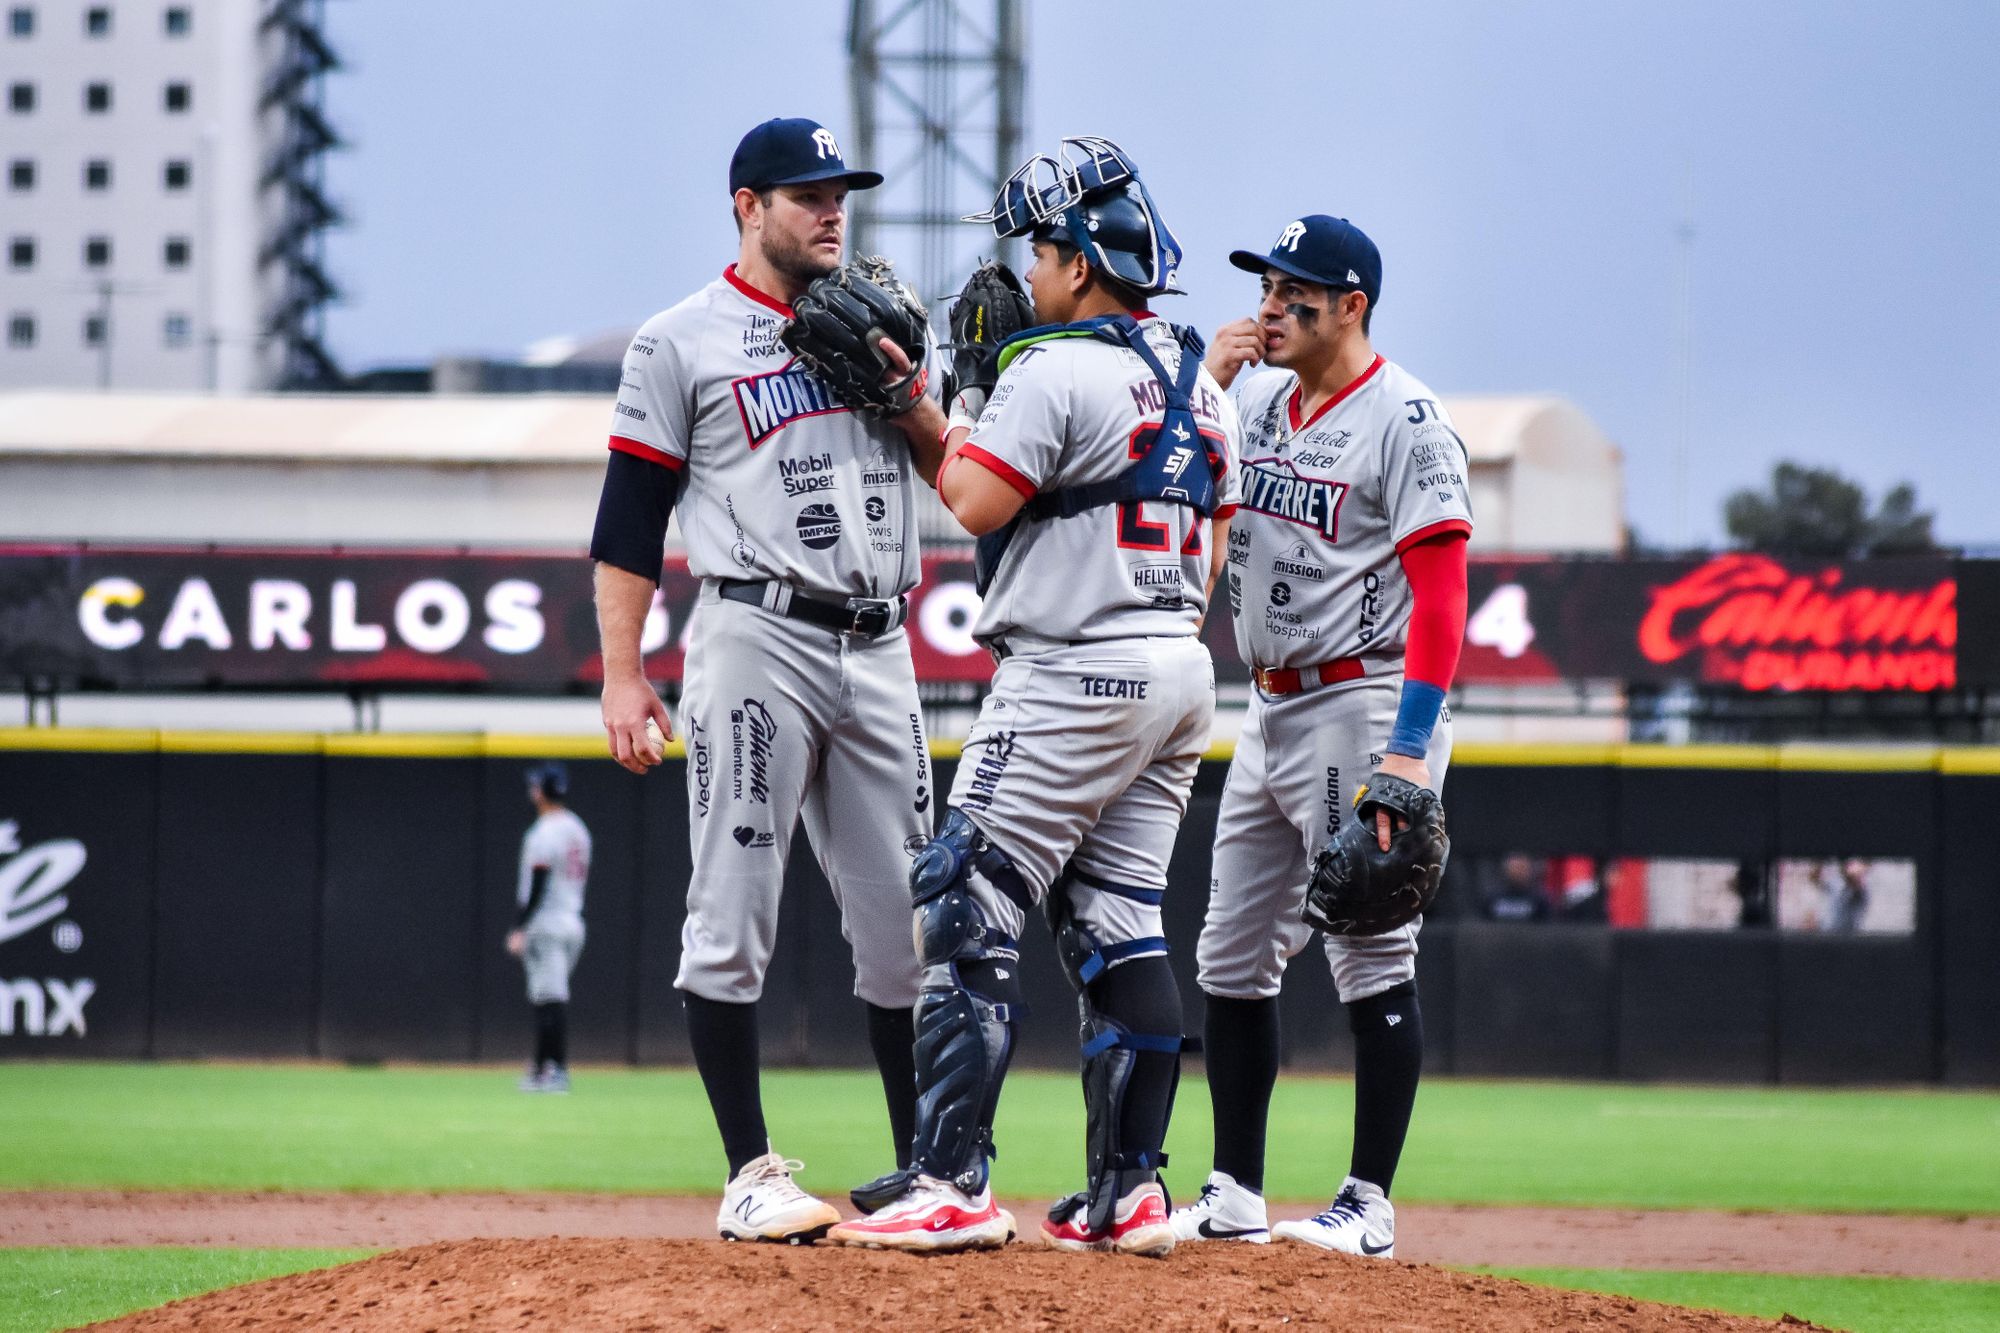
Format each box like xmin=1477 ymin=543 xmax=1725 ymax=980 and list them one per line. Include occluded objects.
xmin=588 ymin=117 xmax=949 ymax=1245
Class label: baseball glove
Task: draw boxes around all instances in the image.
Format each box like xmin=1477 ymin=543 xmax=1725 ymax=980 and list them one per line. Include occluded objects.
xmin=1301 ymin=772 xmax=1449 ymax=937
xmin=779 ymin=256 xmax=931 ymax=416
xmin=946 ymin=260 xmax=1038 ymax=407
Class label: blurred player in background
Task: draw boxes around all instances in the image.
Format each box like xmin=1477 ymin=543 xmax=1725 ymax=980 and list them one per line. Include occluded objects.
xmin=508 ymin=762 xmax=592 ymax=1094
xmin=1169 ymin=215 xmax=1472 ymax=1258
xmin=588 ymin=117 xmax=942 ymax=1243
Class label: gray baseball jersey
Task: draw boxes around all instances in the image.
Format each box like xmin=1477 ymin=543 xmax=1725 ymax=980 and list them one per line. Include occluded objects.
xmin=608 ymin=265 xmax=936 ymax=599
xmin=614 ymin=263 xmax=934 ymax=1010
xmin=1225 ymin=357 xmax=1472 ymax=670
xmin=958 ymin=316 xmax=1243 ymax=644
xmin=518 ymin=809 xmax=591 ymax=934
xmin=519 ymin=808 xmax=590 ymax=1004
xmin=1201 ymin=354 xmax=1473 ymax=1005
xmin=941 ymin=317 xmax=1233 ymax=966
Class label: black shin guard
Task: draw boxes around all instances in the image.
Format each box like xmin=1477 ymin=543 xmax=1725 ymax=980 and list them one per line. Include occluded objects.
xmin=1346 ymin=980 xmax=1422 ymax=1194
xmin=1085 ymin=955 xmax=1185 ymax=1215
xmin=907 ymin=955 xmax=1019 ymax=1193
xmin=683 ymin=993 xmax=769 ymax=1178
xmin=865 ymin=1002 xmax=918 ymax=1170
xmin=1203 ymin=994 xmax=1281 ymax=1191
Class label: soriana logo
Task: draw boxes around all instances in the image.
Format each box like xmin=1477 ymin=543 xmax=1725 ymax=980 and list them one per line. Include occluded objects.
xmin=1638 ymin=554 xmax=1956 ymax=691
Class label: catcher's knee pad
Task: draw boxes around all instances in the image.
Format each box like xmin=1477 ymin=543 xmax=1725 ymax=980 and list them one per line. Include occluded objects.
xmin=1046 ymin=863 xmax=1167 ymax=990
xmin=904 ymin=809 xmax=1029 ymax=1195
xmin=1045 ymin=866 xmax=1184 ymax=1233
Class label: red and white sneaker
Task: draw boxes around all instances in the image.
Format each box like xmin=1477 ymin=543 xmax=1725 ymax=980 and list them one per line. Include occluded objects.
xmin=827 ymin=1175 xmax=1016 ymax=1253
xmin=1040 ymin=1181 xmax=1175 ymax=1258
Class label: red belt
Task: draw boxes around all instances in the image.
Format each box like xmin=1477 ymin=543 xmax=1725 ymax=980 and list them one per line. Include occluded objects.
xmin=1253 ymin=657 xmax=1366 ymax=696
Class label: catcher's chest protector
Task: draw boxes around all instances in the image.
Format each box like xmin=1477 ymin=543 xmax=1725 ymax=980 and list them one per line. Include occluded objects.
xmin=973 ymin=315 xmax=1222 ymax=595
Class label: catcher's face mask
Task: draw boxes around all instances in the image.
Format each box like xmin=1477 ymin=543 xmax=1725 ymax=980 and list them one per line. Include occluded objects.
xmin=967 ymin=135 xmax=1184 ymax=296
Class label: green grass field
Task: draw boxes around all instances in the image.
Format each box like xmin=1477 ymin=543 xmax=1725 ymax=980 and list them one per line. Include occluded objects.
xmin=4 ymin=1062 xmax=1996 ymax=1212
xmin=1486 ymin=1270 xmax=2000 ymax=1333
xmin=0 ymin=1247 xmax=372 ymax=1333
xmin=4 ymin=1063 xmax=1998 ymax=1332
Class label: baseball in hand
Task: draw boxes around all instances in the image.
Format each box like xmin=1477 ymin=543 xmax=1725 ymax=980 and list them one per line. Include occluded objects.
xmin=644 ymin=718 xmax=667 ymax=762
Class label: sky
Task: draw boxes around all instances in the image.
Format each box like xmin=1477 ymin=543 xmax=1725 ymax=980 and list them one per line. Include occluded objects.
xmin=318 ymin=1 xmax=2000 ymax=549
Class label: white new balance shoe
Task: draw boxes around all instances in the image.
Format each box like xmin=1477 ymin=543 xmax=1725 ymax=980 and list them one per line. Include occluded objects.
xmin=1167 ymin=1171 xmax=1271 ymax=1244
xmin=717 ymin=1151 xmax=841 ymax=1244
xmin=1273 ymin=1176 xmax=1395 ymax=1258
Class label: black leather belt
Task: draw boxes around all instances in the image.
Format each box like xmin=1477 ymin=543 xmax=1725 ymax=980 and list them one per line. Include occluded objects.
xmin=718 ymin=580 xmax=907 ymax=638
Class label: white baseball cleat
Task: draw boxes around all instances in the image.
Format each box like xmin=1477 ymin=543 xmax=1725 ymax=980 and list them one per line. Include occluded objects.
xmin=716 ymin=1152 xmax=841 ymax=1244
xmin=1168 ymin=1170 xmax=1271 ymax=1244
xmin=1273 ymin=1176 xmax=1395 ymax=1258
xmin=827 ymin=1174 xmax=1017 ymax=1252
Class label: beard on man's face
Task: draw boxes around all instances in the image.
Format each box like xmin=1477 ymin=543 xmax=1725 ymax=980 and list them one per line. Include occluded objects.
xmin=762 ymin=224 xmax=841 ymax=285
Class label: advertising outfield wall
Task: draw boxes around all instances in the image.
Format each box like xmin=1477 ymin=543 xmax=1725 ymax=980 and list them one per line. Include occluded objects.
xmin=0 ymin=545 xmax=1987 ymax=693
xmin=2 ymin=731 xmax=1996 ymax=1085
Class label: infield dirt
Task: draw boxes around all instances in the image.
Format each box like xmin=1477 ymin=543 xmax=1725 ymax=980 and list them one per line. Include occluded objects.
xmin=85 ymin=1237 xmax=1832 ymax=1332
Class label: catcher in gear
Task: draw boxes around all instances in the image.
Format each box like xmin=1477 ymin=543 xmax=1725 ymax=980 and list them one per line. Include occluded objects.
xmin=1167 ymin=213 xmax=1473 ymax=1261
xmin=831 ymin=135 xmax=1240 ymax=1260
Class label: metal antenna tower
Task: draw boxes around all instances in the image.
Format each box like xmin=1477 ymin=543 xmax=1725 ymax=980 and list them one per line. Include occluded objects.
xmin=260 ymin=0 xmax=343 ymax=389
xmin=846 ymin=0 xmax=1026 ymax=308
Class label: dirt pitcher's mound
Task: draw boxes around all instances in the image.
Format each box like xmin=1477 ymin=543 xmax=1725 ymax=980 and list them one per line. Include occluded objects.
xmin=91 ymin=1237 xmax=1830 ymax=1332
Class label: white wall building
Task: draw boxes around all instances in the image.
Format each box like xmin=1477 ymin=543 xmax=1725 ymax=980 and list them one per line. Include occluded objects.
xmin=0 ymin=0 xmax=338 ymax=393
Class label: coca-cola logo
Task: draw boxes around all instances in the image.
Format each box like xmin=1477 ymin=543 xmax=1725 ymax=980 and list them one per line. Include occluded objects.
xmin=1638 ymin=554 xmax=1956 ymax=692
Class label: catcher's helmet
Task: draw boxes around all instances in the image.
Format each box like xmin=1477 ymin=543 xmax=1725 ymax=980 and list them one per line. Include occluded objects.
xmin=968 ymin=136 xmax=1184 ymax=297
xmin=525 ymin=761 xmax=569 ymax=803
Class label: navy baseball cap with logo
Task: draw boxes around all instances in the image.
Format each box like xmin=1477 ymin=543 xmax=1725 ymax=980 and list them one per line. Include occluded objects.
xmin=729 ymin=117 xmax=884 ymax=194
xmin=1229 ymin=214 xmax=1382 ymax=309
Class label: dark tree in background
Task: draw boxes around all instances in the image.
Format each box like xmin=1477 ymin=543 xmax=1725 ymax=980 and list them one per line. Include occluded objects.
xmin=1722 ymin=462 xmax=1938 ymax=558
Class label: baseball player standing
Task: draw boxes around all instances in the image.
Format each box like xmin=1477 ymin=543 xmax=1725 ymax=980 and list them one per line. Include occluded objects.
xmin=508 ymin=761 xmax=592 ymax=1094
xmin=1167 ymin=216 xmax=1472 ymax=1258
xmin=589 ymin=117 xmax=943 ymax=1244
xmin=831 ymin=137 xmax=1240 ymax=1258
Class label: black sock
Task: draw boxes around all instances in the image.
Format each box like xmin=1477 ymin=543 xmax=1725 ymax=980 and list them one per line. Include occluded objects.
xmin=865 ymin=1002 xmax=918 ymax=1170
xmin=533 ymin=1002 xmax=566 ymax=1070
xmin=1089 ymin=955 xmax=1185 ymax=1186
xmin=683 ymin=993 xmax=768 ymax=1177
xmin=1202 ymin=994 xmax=1280 ymax=1191
xmin=1346 ymin=980 xmax=1422 ymax=1194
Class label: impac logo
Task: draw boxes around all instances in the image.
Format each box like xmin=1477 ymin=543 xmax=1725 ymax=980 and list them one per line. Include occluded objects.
xmin=0 ymin=819 xmax=96 ymax=1038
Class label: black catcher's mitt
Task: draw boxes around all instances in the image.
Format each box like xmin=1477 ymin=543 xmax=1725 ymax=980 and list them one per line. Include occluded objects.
xmin=1301 ymin=773 xmax=1449 ymax=937
xmin=946 ymin=260 xmax=1037 ymax=404
xmin=780 ymin=256 xmax=931 ymax=416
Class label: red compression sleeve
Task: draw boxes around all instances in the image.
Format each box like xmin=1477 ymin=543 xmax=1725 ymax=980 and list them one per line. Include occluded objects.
xmin=1398 ymin=532 xmax=1469 ymax=688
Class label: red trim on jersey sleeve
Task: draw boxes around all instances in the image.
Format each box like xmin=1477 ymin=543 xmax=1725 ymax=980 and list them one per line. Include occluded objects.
xmin=955 ymin=442 xmax=1038 ymax=500
xmin=1285 ymin=353 xmax=1386 ymax=433
xmin=724 ymin=264 xmax=795 ymax=318
xmin=1393 ymin=516 xmax=1472 ymax=554
xmin=608 ymin=434 xmax=685 ymax=471
xmin=1212 ymin=502 xmax=1240 ymax=520
xmin=1399 ymin=529 xmax=1469 ymax=688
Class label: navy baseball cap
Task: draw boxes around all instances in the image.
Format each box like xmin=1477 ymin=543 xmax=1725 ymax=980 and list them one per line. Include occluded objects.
xmin=1229 ymin=215 xmax=1382 ymax=308
xmin=729 ymin=118 xmax=883 ymax=194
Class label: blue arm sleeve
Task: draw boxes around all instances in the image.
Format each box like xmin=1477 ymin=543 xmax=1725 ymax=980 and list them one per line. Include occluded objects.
xmin=1385 ymin=680 xmax=1447 ymax=760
